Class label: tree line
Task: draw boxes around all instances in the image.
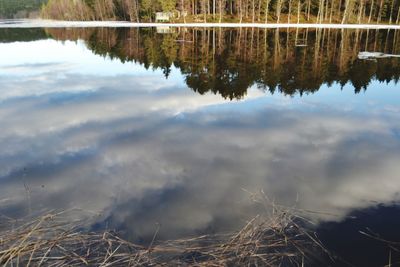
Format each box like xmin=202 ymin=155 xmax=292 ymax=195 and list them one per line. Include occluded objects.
xmin=0 ymin=0 xmax=47 ymax=18
xmin=43 ymin=27 xmax=400 ymax=99
xmin=40 ymin=0 xmax=400 ymax=24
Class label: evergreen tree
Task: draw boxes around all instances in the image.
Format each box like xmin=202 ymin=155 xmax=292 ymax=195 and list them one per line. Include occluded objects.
xmin=159 ymin=0 xmax=176 ymax=12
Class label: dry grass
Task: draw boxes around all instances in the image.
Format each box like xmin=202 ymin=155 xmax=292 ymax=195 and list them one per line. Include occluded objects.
xmin=0 ymin=208 xmax=330 ymax=266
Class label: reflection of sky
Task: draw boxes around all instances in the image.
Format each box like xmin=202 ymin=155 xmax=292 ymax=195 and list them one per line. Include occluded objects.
xmin=0 ymin=39 xmax=400 ymax=241
xmin=0 ymin=39 xmax=186 ymax=91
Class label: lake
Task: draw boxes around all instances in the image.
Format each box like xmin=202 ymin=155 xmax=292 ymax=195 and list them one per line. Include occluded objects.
xmin=0 ymin=26 xmax=400 ymax=266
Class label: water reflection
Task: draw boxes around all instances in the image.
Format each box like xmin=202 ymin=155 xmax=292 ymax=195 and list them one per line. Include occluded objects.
xmin=0 ymin=28 xmax=400 ymax=261
xmin=44 ymin=27 xmax=400 ymax=97
xmin=2 ymin=27 xmax=400 ymax=97
xmin=318 ymin=205 xmax=400 ymax=266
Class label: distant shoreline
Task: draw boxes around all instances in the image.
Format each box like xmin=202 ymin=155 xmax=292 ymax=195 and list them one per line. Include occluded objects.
xmin=1 ymin=19 xmax=400 ymax=29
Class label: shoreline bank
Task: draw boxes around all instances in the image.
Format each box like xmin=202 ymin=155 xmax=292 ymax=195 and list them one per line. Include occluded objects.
xmin=1 ymin=19 xmax=400 ymax=29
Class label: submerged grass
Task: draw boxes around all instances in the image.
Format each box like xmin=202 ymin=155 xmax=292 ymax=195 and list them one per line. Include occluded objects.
xmin=0 ymin=206 xmax=331 ymax=267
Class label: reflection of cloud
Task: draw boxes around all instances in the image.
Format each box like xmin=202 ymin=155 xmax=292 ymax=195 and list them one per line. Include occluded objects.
xmin=0 ymin=40 xmax=400 ymax=242
xmin=0 ymin=69 xmax=262 ymax=177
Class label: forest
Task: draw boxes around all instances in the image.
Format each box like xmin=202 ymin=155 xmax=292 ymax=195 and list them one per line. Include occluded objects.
xmin=0 ymin=0 xmax=47 ymax=18
xmin=3 ymin=27 xmax=397 ymax=99
xmin=40 ymin=0 xmax=400 ymax=24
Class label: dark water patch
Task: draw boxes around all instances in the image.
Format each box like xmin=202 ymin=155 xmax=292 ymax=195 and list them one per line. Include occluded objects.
xmin=317 ymin=205 xmax=400 ymax=266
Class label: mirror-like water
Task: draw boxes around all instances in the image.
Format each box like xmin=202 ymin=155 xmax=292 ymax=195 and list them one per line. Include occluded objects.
xmin=0 ymin=27 xmax=399 ymax=266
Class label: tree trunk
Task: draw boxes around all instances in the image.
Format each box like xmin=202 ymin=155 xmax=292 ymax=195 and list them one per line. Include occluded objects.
xmin=297 ymin=0 xmax=301 ymax=23
xmin=377 ymin=0 xmax=384 ymax=24
xmin=264 ymin=0 xmax=270 ymax=22
xmin=341 ymin=0 xmax=350 ymax=24
xmin=276 ymin=0 xmax=282 ymax=23
xmin=325 ymin=0 xmax=329 ymax=21
xmin=396 ymin=6 xmax=400 ymax=24
xmin=219 ymin=0 xmax=223 ymax=22
xmin=357 ymin=0 xmax=364 ymax=23
xmin=239 ymin=0 xmax=243 ymax=22
xmin=245 ymin=0 xmax=249 ymax=18
xmin=389 ymin=0 xmax=395 ymax=24
xmin=252 ymin=0 xmax=255 ymax=22
xmin=203 ymin=0 xmax=207 ymax=22
xmin=182 ymin=0 xmax=186 ymax=22
xmin=214 ymin=0 xmax=216 ymax=18
xmin=320 ymin=0 xmax=325 ymax=23
xmin=368 ymin=0 xmax=374 ymax=23
xmin=338 ymin=0 xmax=342 ymax=22
xmin=136 ymin=0 xmax=140 ymax=22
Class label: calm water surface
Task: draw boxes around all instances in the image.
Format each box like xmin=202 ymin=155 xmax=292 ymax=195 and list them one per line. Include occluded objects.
xmin=0 ymin=27 xmax=400 ymax=266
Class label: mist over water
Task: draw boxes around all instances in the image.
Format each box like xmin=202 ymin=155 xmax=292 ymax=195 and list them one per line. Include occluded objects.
xmin=0 ymin=27 xmax=399 ymax=266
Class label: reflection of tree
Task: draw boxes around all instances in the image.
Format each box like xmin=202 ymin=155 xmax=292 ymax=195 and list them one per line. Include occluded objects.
xmin=45 ymin=27 xmax=400 ymax=99
xmin=0 ymin=28 xmax=48 ymax=42
xmin=348 ymin=60 xmax=376 ymax=93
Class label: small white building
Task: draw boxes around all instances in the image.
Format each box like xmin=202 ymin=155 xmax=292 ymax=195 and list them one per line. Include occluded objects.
xmin=156 ymin=11 xmax=185 ymax=22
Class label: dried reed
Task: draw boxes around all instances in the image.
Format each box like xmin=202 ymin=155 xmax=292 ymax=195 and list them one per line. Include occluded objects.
xmin=0 ymin=208 xmax=329 ymax=266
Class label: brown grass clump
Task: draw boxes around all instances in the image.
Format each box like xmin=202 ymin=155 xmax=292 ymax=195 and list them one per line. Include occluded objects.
xmin=0 ymin=209 xmax=329 ymax=266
